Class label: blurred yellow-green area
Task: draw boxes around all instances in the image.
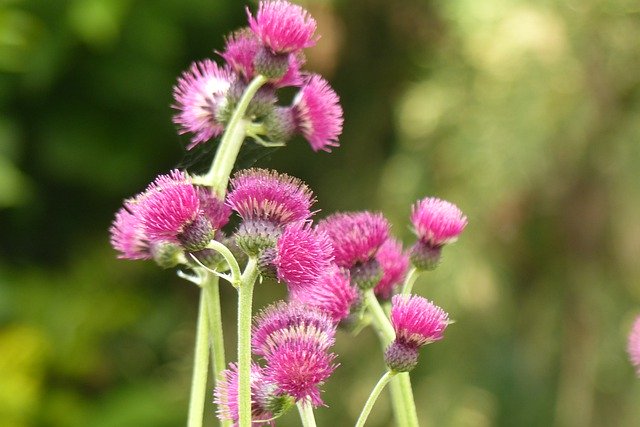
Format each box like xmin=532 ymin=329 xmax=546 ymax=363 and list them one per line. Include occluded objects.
xmin=1 ymin=0 xmax=640 ymax=426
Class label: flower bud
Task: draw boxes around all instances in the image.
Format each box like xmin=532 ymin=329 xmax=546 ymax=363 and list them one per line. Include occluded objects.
xmin=264 ymin=107 xmax=295 ymax=143
xmin=254 ymin=47 xmax=290 ymax=80
xmin=410 ymin=241 xmax=442 ymax=271
xmin=235 ymin=219 xmax=282 ymax=257
xmin=350 ymin=258 xmax=383 ymax=290
xmin=258 ymin=247 xmax=278 ymax=279
xmin=151 ymin=241 xmax=184 ymax=269
xmin=177 ymin=214 xmax=214 ymax=252
xmin=384 ymin=341 xmax=419 ymax=373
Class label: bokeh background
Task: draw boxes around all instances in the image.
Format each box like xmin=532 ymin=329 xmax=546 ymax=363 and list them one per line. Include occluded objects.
xmin=1 ymin=0 xmax=640 ymax=426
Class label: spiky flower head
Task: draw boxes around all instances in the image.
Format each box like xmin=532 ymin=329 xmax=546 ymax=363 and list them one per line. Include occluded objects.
xmin=263 ymin=336 xmax=337 ymax=407
xmin=274 ymin=222 xmax=334 ymax=291
xmin=227 ymin=168 xmax=315 ymax=225
xmin=317 ymin=211 xmax=390 ymax=269
xmin=214 ymin=363 xmax=292 ymax=425
xmin=136 ymin=170 xmax=213 ymax=251
xmin=293 ymin=75 xmax=343 ymax=152
xmin=172 ymin=59 xmax=234 ymax=149
xmin=221 ymin=28 xmax=303 ymax=88
xmin=290 ymin=266 xmax=357 ymax=323
xmin=247 ymin=0 xmax=317 ymax=54
xmin=195 ymin=186 xmax=231 ymax=230
xmin=374 ymin=238 xmax=410 ymax=299
xmin=411 ymin=197 xmax=467 ymax=247
xmin=252 ymin=301 xmax=335 ymax=357
xmin=628 ymin=315 xmax=640 ymax=376
xmin=110 ymin=199 xmax=152 ymax=260
xmin=390 ymin=294 xmax=449 ymax=348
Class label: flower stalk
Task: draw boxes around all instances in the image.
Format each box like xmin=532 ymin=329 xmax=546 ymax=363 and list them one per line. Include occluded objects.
xmin=187 ymin=289 xmax=210 ymax=427
xmin=355 ymin=370 xmax=397 ymax=427
xmin=297 ymin=401 xmax=318 ymax=427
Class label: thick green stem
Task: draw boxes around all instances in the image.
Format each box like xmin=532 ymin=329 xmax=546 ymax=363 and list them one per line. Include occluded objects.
xmin=355 ymin=371 xmax=396 ymax=427
xmin=388 ymin=378 xmax=408 ymax=427
xmin=237 ymin=258 xmax=259 ymax=427
xmin=364 ymin=290 xmax=395 ymax=343
xmin=203 ymin=75 xmax=269 ymax=197
xmin=398 ymin=373 xmax=419 ymax=426
xmin=401 ymin=266 xmax=420 ymax=294
xmin=187 ymin=290 xmax=210 ymax=427
xmin=297 ymin=401 xmax=318 ymax=427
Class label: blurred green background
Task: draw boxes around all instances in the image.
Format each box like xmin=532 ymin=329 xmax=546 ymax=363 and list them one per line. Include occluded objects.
xmin=1 ymin=0 xmax=640 ymax=426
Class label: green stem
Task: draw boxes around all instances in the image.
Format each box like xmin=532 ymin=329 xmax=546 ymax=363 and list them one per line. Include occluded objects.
xmin=401 ymin=266 xmax=420 ymax=294
xmin=237 ymin=257 xmax=259 ymax=427
xmin=297 ymin=401 xmax=318 ymax=427
xmin=207 ymin=240 xmax=242 ymax=287
xmin=364 ymin=290 xmax=395 ymax=343
xmin=388 ymin=378 xmax=408 ymax=427
xmin=398 ymin=373 xmax=419 ymax=426
xmin=203 ymin=75 xmax=269 ymax=197
xmin=355 ymin=371 xmax=397 ymax=427
xmin=187 ymin=290 xmax=210 ymax=427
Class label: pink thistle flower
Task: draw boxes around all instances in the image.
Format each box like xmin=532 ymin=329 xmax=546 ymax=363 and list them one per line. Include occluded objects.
xmin=227 ymin=168 xmax=315 ymax=225
xmin=247 ymin=1 xmax=317 ymax=54
xmin=172 ymin=59 xmax=234 ymax=149
xmin=110 ymin=200 xmax=151 ymax=260
xmin=214 ymin=363 xmax=276 ymax=425
xmin=374 ymin=238 xmax=410 ymax=299
xmin=291 ymin=267 xmax=357 ymax=323
xmin=138 ymin=170 xmax=202 ymax=244
xmin=411 ymin=197 xmax=467 ymax=247
xmin=195 ymin=186 xmax=231 ymax=230
xmin=221 ymin=28 xmax=303 ymax=88
xmin=628 ymin=315 xmax=640 ymax=376
xmin=317 ymin=211 xmax=390 ymax=269
xmin=390 ymin=294 xmax=449 ymax=348
xmin=292 ymin=75 xmax=343 ymax=152
xmin=263 ymin=338 xmax=337 ymax=407
xmin=252 ymin=301 xmax=335 ymax=357
xmin=274 ymin=222 xmax=334 ymax=291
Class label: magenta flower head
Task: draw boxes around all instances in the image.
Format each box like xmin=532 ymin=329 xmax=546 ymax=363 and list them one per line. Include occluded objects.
xmin=263 ymin=336 xmax=337 ymax=407
xmin=248 ymin=0 xmax=317 ymax=54
xmin=292 ymin=75 xmax=343 ymax=152
xmin=628 ymin=315 xmax=640 ymax=376
xmin=110 ymin=199 xmax=151 ymax=261
xmin=374 ymin=238 xmax=410 ymax=299
xmin=317 ymin=211 xmax=390 ymax=289
xmin=221 ymin=28 xmax=304 ymax=88
xmin=137 ymin=170 xmax=215 ymax=253
xmin=290 ymin=266 xmax=357 ymax=323
xmin=252 ymin=301 xmax=335 ymax=357
xmin=172 ymin=59 xmax=234 ymax=149
xmin=214 ymin=363 xmax=295 ymax=425
xmin=271 ymin=222 xmax=334 ymax=291
xmin=227 ymin=169 xmax=316 ymax=256
xmin=410 ymin=197 xmax=467 ymax=270
xmin=385 ymin=294 xmax=449 ymax=372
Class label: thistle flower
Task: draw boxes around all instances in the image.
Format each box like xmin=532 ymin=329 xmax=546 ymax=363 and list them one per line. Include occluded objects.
xmin=195 ymin=186 xmax=231 ymax=230
xmin=227 ymin=168 xmax=315 ymax=225
xmin=390 ymin=294 xmax=449 ymax=348
xmin=214 ymin=363 xmax=291 ymax=425
xmin=290 ymin=266 xmax=358 ymax=323
xmin=292 ymin=75 xmax=343 ymax=152
xmin=317 ymin=212 xmax=389 ymax=269
xmin=274 ymin=222 xmax=334 ymax=292
xmin=110 ymin=200 xmax=151 ymax=260
xmin=374 ymin=238 xmax=409 ymax=299
xmin=172 ymin=59 xmax=234 ymax=149
xmin=263 ymin=337 xmax=337 ymax=407
xmin=411 ymin=197 xmax=467 ymax=247
xmin=628 ymin=315 xmax=640 ymax=376
xmin=247 ymin=0 xmax=317 ymax=54
xmin=221 ymin=28 xmax=303 ymax=88
xmin=252 ymin=301 xmax=335 ymax=357
xmin=385 ymin=294 xmax=449 ymax=372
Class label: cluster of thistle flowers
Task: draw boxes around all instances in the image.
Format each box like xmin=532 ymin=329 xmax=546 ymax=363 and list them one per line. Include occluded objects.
xmin=109 ymin=1 xmax=469 ymax=425
xmin=173 ymin=0 xmax=341 ymax=152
